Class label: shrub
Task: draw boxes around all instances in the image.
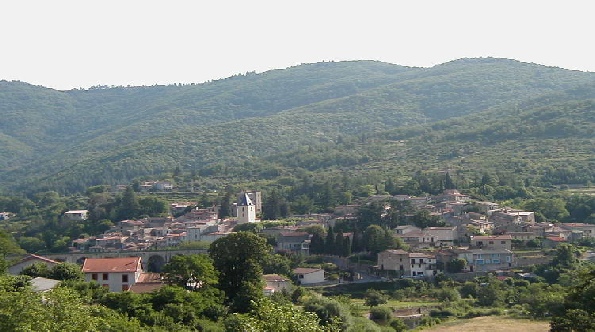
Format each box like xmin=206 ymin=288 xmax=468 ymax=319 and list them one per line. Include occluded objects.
xmin=370 ymin=306 xmax=392 ymax=322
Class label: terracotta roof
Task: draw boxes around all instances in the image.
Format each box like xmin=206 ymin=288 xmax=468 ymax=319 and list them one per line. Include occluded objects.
xmin=128 ymin=282 xmax=164 ymax=294
xmin=137 ymin=272 xmax=162 ymax=283
xmin=16 ymin=254 xmax=59 ymax=265
xmin=82 ymin=257 xmax=141 ymax=273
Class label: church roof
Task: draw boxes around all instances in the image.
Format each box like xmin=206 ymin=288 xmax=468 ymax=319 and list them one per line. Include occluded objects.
xmin=238 ymin=193 xmax=253 ymax=206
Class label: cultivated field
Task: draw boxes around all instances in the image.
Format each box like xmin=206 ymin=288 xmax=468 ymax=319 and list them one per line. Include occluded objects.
xmin=420 ymin=316 xmax=549 ymax=332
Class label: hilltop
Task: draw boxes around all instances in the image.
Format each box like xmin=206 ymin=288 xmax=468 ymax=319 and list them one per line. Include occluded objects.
xmin=1 ymin=58 xmax=594 ymax=193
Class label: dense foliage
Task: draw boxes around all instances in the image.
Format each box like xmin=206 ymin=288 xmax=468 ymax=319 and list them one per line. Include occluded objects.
xmin=1 ymin=59 xmax=594 ymax=195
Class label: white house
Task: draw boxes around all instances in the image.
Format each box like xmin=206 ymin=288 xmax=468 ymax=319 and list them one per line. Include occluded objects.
xmin=82 ymin=257 xmax=143 ymax=292
xmin=64 ymin=210 xmax=89 ymax=221
xmin=293 ymin=267 xmax=325 ymax=285
xmin=409 ymin=253 xmax=436 ymax=277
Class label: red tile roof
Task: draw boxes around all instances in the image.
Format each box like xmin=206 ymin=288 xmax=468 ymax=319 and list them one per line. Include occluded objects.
xmin=82 ymin=257 xmax=141 ymax=273
xmin=18 ymin=254 xmax=59 ymax=265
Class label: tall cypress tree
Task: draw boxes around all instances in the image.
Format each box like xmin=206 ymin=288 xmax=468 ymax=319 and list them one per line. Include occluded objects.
xmin=351 ymin=229 xmax=361 ymax=253
xmin=325 ymin=226 xmax=335 ymax=255
xmin=335 ymin=231 xmax=344 ymax=256
xmin=343 ymin=236 xmax=352 ymax=257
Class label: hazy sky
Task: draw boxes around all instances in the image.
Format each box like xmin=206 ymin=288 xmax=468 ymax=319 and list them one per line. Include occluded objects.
xmin=1 ymin=0 xmax=593 ymax=90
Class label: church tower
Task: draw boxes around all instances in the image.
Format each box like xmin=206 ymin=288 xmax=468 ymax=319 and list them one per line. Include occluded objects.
xmin=236 ymin=193 xmax=256 ymax=223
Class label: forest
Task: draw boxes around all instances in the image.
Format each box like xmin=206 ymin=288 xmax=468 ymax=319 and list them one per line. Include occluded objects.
xmin=0 ymin=58 xmax=594 ymax=195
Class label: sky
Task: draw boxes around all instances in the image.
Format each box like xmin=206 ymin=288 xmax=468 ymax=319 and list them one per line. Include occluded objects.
xmin=1 ymin=0 xmax=593 ymax=90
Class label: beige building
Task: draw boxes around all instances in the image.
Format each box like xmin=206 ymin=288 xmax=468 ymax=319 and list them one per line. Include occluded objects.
xmin=377 ymin=249 xmax=437 ymax=278
xmin=471 ymin=235 xmax=512 ymax=250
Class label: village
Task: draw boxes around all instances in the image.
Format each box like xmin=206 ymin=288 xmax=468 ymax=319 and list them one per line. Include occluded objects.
xmin=6 ymin=185 xmax=595 ymax=297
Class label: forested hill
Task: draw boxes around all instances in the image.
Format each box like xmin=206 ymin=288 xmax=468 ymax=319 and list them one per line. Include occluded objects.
xmin=1 ymin=58 xmax=594 ymax=193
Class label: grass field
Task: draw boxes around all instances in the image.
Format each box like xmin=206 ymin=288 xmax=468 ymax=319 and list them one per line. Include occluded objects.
xmin=420 ymin=316 xmax=549 ymax=331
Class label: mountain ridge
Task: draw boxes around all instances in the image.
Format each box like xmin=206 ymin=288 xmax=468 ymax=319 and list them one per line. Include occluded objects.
xmin=1 ymin=58 xmax=594 ymax=193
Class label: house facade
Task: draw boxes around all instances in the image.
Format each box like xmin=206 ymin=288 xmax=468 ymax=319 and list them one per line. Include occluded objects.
xmin=471 ymin=235 xmax=512 ymax=250
xmin=293 ymin=268 xmax=325 ymax=285
xmin=377 ymin=250 xmax=437 ymax=278
xmin=82 ymin=257 xmax=143 ymax=292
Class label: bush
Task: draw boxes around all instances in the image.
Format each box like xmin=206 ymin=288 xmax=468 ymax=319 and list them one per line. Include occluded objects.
xmin=434 ymin=288 xmax=461 ymax=302
xmin=370 ymin=306 xmax=392 ymax=322
xmin=389 ymin=318 xmax=408 ymax=332
xmin=429 ymin=309 xmax=457 ymax=318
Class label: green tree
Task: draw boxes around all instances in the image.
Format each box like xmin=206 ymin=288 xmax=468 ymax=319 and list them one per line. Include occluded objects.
xmin=225 ymin=298 xmax=326 ymax=332
xmin=0 ymin=230 xmax=25 ymax=257
xmin=446 ymin=258 xmax=467 ymax=273
xmin=17 ymin=236 xmax=47 ymax=253
xmin=292 ymin=194 xmax=314 ymax=215
xmin=21 ymin=262 xmax=50 ymax=278
xmin=325 ymin=226 xmax=335 ymax=255
xmin=138 ymin=196 xmax=168 ymax=217
xmin=218 ymin=191 xmax=232 ymax=219
xmin=342 ymin=236 xmax=352 ymax=257
xmin=523 ymin=198 xmax=569 ymax=222
xmin=334 ymin=231 xmax=344 ymax=256
xmin=363 ymin=225 xmax=394 ymax=254
xmin=209 ymin=232 xmax=270 ymax=312
xmin=161 ymin=254 xmax=218 ymax=290
xmin=411 ymin=209 xmax=445 ymax=229
xmin=116 ymin=186 xmax=140 ymax=220
xmin=444 ymin=172 xmax=456 ymax=190
xmin=49 ymin=262 xmax=84 ymax=281
xmin=551 ymin=267 xmax=595 ymax=331
xmin=364 ymin=289 xmax=388 ymax=307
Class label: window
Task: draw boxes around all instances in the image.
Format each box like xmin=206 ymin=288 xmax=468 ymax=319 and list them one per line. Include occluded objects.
xmin=506 ymin=256 xmax=511 ymax=263
xmin=501 ymin=241 xmax=506 ymax=244
xmin=489 ymin=241 xmax=494 ymax=245
xmin=91 ymin=273 xmax=98 ymax=281
xmin=122 ymin=275 xmax=129 ymax=283
xmin=102 ymin=273 xmax=109 ymax=280
xmin=411 ymin=259 xmax=416 ymax=264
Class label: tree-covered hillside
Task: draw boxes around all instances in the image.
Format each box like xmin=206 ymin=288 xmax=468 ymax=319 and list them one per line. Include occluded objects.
xmin=1 ymin=58 xmax=594 ymax=193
